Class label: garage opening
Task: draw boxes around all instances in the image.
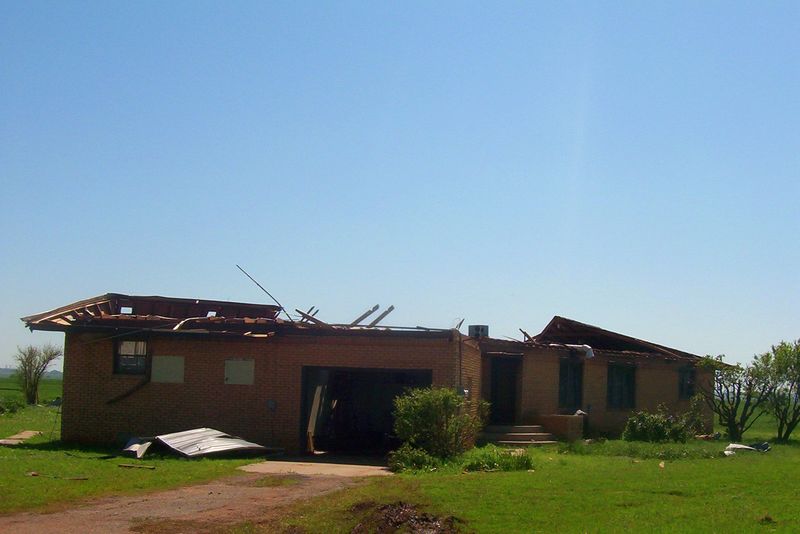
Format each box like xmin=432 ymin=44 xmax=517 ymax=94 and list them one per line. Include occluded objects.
xmin=301 ymin=366 xmax=433 ymax=454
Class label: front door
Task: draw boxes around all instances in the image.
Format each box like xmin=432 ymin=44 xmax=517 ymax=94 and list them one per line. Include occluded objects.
xmin=490 ymin=358 xmax=519 ymax=424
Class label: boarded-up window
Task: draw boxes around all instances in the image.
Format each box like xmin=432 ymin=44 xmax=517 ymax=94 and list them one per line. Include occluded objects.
xmin=607 ymin=364 xmax=636 ymax=410
xmin=225 ymin=359 xmax=254 ymax=385
xmin=559 ymin=358 xmax=583 ymax=411
xmin=152 ymin=356 xmax=185 ymax=383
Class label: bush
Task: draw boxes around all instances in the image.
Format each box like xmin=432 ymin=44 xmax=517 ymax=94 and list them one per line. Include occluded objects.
xmin=623 ymin=404 xmax=693 ymax=443
xmin=388 ymin=443 xmax=441 ymax=472
xmin=393 ymin=387 xmax=488 ymax=459
xmin=460 ymin=445 xmax=534 ymax=472
xmin=0 ymin=397 xmax=25 ymax=415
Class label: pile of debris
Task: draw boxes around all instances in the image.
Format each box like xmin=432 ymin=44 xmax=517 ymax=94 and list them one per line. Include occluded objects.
xmin=350 ymin=501 xmax=461 ymax=534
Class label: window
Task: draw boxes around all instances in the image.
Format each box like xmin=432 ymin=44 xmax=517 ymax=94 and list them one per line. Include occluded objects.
xmin=224 ymin=359 xmax=254 ymax=385
xmin=607 ymin=364 xmax=636 ymax=410
xmin=115 ymin=340 xmax=147 ymax=375
xmin=152 ymin=356 xmax=184 ymax=383
xmin=559 ymin=358 xmax=583 ymax=411
xmin=679 ymin=367 xmax=696 ymax=400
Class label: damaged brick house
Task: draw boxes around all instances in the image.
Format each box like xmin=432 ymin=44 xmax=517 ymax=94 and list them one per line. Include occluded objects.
xmin=22 ymin=293 xmax=713 ymax=454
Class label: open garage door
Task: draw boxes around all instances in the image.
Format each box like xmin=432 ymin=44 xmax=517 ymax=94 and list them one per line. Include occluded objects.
xmin=301 ymin=366 xmax=432 ymax=454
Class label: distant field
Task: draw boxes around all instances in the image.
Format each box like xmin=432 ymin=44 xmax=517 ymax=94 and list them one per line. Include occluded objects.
xmin=0 ymin=376 xmax=62 ymax=403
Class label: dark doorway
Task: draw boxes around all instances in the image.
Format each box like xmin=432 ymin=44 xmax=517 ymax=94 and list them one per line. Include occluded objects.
xmin=301 ymin=366 xmax=432 ymax=454
xmin=490 ymin=357 xmax=519 ymax=424
xmin=559 ymin=357 xmax=583 ymax=412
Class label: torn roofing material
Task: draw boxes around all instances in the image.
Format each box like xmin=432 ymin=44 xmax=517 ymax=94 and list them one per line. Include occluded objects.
xmin=128 ymin=428 xmax=269 ymax=458
xmin=21 ymin=293 xmax=453 ymax=338
xmin=532 ymin=315 xmax=700 ymax=360
xmin=21 ymin=293 xmax=281 ymax=332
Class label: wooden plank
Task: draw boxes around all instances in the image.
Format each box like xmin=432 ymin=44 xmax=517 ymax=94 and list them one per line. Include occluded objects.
xmin=350 ymin=304 xmax=379 ymax=326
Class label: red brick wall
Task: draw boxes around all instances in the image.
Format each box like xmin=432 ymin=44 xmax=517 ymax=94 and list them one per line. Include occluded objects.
xmin=62 ymin=331 xmax=460 ymax=454
xmin=460 ymin=337 xmax=483 ymax=404
xmin=515 ymin=347 xmax=714 ymax=436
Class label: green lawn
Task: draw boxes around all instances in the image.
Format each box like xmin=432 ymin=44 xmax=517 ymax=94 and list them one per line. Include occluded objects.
xmin=278 ymin=416 xmax=800 ymax=533
xmin=0 ymin=376 xmax=63 ymax=404
xmin=0 ymin=406 xmax=253 ymax=514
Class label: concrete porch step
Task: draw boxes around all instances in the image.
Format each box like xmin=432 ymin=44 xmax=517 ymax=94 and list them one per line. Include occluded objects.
xmin=479 ymin=424 xmax=558 ymax=446
xmin=495 ymin=440 xmax=559 ymax=447
xmin=483 ymin=425 xmax=543 ymax=433
xmin=481 ymin=432 xmax=557 ymax=442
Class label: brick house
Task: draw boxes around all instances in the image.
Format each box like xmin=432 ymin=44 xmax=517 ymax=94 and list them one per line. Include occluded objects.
xmin=22 ymin=293 xmax=713 ymax=454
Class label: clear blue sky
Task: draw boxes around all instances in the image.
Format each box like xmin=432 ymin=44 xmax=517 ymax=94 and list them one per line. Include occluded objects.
xmin=1 ymin=2 xmax=797 ymax=369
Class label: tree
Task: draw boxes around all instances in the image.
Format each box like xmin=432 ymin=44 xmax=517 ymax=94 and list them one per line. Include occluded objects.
xmin=14 ymin=344 xmax=62 ymax=405
xmin=757 ymin=340 xmax=800 ymax=442
xmin=697 ymin=356 xmax=774 ymax=442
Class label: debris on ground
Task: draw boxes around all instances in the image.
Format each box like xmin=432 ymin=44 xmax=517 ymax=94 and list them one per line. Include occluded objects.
xmin=724 ymin=442 xmax=771 ymax=456
xmin=0 ymin=430 xmax=42 ymax=446
xmin=26 ymin=471 xmax=88 ymax=480
xmin=695 ymin=432 xmax=721 ymax=441
xmin=123 ymin=428 xmax=270 ymax=458
xmin=350 ymin=501 xmax=461 ymax=533
xmin=118 ymin=463 xmax=156 ymax=470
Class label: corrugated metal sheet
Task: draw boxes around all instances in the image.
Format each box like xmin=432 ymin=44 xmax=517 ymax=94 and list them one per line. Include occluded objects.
xmin=155 ymin=428 xmax=267 ymax=457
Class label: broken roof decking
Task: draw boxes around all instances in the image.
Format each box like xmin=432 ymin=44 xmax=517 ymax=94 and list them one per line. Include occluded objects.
xmin=532 ymin=316 xmax=700 ymax=361
xmin=21 ymin=293 xmax=453 ymax=339
xmin=477 ymin=317 xmax=699 ymax=362
xmin=21 ymin=294 xmax=702 ymax=356
xmin=21 ymin=293 xmax=281 ymax=331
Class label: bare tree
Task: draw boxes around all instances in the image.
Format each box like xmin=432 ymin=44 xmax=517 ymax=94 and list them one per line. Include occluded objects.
xmin=14 ymin=344 xmax=62 ymax=405
xmin=698 ymin=356 xmax=774 ymax=442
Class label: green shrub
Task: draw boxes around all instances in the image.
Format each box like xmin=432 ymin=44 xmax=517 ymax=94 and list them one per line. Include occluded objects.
xmin=0 ymin=397 xmax=25 ymax=415
xmin=460 ymin=445 xmax=534 ymax=472
xmin=393 ymin=387 xmax=488 ymax=459
xmin=388 ymin=443 xmax=441 ymax=472
xmin=623 ymin=404 xmax=693 ymax=443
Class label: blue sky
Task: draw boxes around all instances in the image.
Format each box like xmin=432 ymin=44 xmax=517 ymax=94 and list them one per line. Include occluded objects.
xmin=1 ymin=2 xmax=797 ymax=368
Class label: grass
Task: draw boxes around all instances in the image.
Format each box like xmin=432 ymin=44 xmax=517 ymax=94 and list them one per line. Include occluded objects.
xmin=0 ymin=406 xmax=254 ymax=514
xmin=0 ymin=376 xmax=63 ymax=405
xmin=276 ymin=415 xmax=800 ymax=533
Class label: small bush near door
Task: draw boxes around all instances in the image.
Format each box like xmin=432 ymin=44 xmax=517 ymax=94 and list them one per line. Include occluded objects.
xmin=392 ymin=387 xmax=488 ymax=460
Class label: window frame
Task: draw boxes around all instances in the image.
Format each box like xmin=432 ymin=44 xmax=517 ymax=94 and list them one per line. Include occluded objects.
xmin=114 ymin=340 xmax=148 ymax=375
xmin=607 ymin=363 xmax=636 ymax=411
xmin=678 ymin=366 xmax=696 ymax=400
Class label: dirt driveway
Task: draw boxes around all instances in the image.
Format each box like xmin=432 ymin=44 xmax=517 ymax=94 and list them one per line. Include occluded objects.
xmin=0 ymin=460 xmax=388 ymax=533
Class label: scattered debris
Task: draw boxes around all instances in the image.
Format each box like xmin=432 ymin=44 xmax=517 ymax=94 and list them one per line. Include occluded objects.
xmin=695 ymin=432 xmax=721 ymax=441
xmin=123 ymin=438 xmax=153 ymax=459
xmin=118 ymin=463 xmax=156 ymax=470
xmin=759 ymin=514 xmax=776 ymax=525
xmin=724 ymin=442 xmax=771 ymax=456
xmin=350 ymin=501 xmax=461 ymax=534
xmin=26 ymin=471 xmax=88 ymax=480
xmin=123 ymin=428 xmax=268 ymax=458
xmin=0 ymin=430 xmax=42 ymax=446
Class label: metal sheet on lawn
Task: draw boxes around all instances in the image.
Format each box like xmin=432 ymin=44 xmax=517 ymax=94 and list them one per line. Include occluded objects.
xmin=155 ymin=428 xmax=267 ymax=457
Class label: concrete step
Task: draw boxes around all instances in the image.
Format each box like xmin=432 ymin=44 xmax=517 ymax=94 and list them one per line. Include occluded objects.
xmin=495 ymin=440 xmax=559 ymax=447
xmin=483 ymin=425 xmax=544 ymax=433
xmin=481 ymin=432 xmax=557 ymax=442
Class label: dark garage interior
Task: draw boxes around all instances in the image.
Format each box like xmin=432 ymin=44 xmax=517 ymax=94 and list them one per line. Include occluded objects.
xmin=301 ymin=366 xmax=433 ymax=453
